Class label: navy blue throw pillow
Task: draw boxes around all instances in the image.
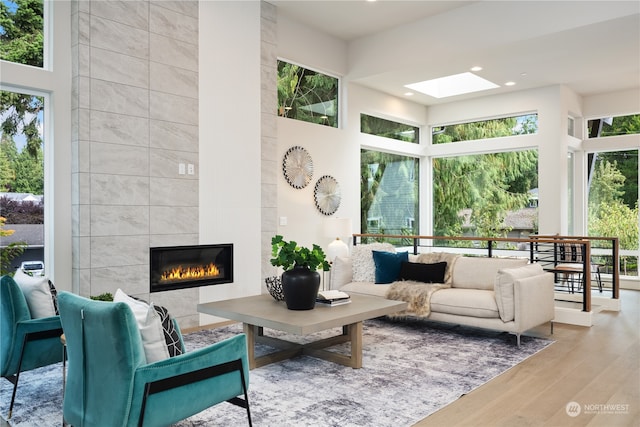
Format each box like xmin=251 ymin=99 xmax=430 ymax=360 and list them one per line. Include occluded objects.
xmin=372 ymin=251 xmax=409 ymax=284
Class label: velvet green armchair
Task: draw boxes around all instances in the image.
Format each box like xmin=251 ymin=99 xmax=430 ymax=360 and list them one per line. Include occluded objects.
xmin=57 ymin=291 xmax=252 ymax=427
xmin=0 ymin=275 xmax=64 ymax=419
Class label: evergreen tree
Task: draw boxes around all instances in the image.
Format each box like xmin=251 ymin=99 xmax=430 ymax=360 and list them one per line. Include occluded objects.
xmin=1 ymin=0 xmax=44 ymax=158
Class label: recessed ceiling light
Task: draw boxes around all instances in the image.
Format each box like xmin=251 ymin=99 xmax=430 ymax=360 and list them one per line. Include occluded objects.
xmin=505 ymin=81 xmax=516 ymax=86
xmin=405 ymin=72 xmax=499 ymax=99
xmin=470 ymin=66 xmax=483 ymax=72
xmin=404 ymin=92 xmax=414 ymax=96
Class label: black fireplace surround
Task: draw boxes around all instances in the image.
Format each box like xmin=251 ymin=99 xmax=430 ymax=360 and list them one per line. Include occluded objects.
xmin=150 ymin=244 xmax=233 ymax=292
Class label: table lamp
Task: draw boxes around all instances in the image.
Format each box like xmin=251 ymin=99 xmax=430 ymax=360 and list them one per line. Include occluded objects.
xmin=324 ymin=217 xmax=352 ymax=262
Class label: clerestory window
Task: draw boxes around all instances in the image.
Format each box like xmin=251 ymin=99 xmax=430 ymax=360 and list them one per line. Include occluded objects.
xmin=277 ymin=60 xmax=339 ymax=128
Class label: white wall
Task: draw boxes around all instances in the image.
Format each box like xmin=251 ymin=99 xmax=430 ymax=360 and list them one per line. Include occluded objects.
xmin=199 ymin=1 xmax=262 ymax=320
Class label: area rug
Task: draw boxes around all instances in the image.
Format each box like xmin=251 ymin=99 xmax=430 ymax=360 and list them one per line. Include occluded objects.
xmin=1 ymin=318 xmax=553 ymax=427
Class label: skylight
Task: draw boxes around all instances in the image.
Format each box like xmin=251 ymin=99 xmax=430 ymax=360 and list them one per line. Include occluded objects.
xmin=405 ymin=72 xmax=499 ymax=98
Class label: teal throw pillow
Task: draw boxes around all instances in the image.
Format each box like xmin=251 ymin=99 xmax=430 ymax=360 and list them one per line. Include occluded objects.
xmin=372 ymin=250 xmax=409 ymax=284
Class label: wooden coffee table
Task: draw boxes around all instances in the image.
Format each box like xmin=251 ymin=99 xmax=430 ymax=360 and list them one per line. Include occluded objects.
xmin=197 ymin=294 xmax=407 ymax=369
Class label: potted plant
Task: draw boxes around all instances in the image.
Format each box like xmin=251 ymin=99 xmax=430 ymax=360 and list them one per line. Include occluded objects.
xmin=270 ymin=235 xmax=330 ymax=310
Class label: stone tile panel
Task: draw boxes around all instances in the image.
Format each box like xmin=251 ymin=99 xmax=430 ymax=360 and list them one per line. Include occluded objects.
xmin=91 ymin=110 xmax=149 ymax=146
xmin=150 ymin=206 xmax=198 ymax=235
xmin=150 ymin=62 xmax=198 ymax=98
xmin=91 ymin=235 xmax=149 ymax=268
xmin=90 ymin=0 xmax=149 ymax=30
xmin=149 ymin=149 xmax=198 ymax=178
xmin=91 ymin=48 xmax=149 ymax=88
xmin=150 ymin=33 xmax=197 ymax=72
xmin=90 ymin=142 xmax=149 ymax=176
xmin=91 ymin=265 xmax=149 ymax=296
xmin=149 ymin=3 xmax=198 ymax=44
xmin=91 ymin=80 xmax=149 ymax=117
xmin=91 ymin=174 xmax=150 ymax=205
xmin=150 ymin=91 xmax=198 ymax=125
xmin=91 ymin=205 xmax=149 ymax=236
xmin=150 ymin=177 xmax=198 ymax=207
xmin=90 ymin=15 xmax=149 ymax=59
xmin=149 ymin=120 xmax=198 ymax=152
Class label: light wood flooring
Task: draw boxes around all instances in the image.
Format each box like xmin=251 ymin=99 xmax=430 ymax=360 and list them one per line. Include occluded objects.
xmin=414 ymin=289 xmax=640 ymax=427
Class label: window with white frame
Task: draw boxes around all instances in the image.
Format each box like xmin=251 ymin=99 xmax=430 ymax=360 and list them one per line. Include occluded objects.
xmin=277 ymin=60 xmax=339 ymax=128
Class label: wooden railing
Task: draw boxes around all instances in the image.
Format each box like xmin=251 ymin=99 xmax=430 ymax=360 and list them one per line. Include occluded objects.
xmin=352 ymin=234 xmax=620 ymax=313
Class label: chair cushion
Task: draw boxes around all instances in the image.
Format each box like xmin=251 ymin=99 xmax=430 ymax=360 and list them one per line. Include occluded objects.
xmin=430 ymin=288 xmax=500 ymax=318
xmin=114 ymin=289 xmax=170 ymax=363
xmin=451 ymin=257 xmax=529 ymax=290
xmin=13 ymin=269 xmax=58 ymax=318
xmin=372 ymin=250 xmax=408 ymax=284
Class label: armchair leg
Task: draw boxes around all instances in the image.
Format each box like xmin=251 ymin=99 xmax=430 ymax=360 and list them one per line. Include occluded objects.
xmin=4 ymin=373 xmax=19 ymax=419
xmin=5 ymin=328 xmax=64 ymax=420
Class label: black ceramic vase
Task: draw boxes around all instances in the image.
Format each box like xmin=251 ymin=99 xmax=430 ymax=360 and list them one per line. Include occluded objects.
xmin=281 ymin=265 xmax=321 ymax=310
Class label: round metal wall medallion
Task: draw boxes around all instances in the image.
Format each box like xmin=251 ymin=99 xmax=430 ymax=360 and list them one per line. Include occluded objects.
xmin=314 ymin=175 xmax=341 ymax=215
xmin=282 ymin=146 xmax=314 ymax=189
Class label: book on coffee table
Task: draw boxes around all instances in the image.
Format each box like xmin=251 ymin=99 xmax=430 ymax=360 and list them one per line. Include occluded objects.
xmin=316 ymin=290 xmax=351 ymax=306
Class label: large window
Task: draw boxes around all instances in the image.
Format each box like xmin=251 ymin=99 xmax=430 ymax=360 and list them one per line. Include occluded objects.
xmin=277 ymin=60 xmax=338 ymax=128
xmin=0 ymin=89 xmax=45 ymax=274
xmin=0 ymin=0 xmax=44 ymax=67
xmin=587 ymin=149 xmax=639 ymax=277
xmin=432 ymin=113 xmax=537 ymax=144
xmin=361 ymin=114 xmax=419 ymax=143
xmin=432 ymin=150 xmax=538 ymax=242
xmin=360 ymin=150 xmax=419 ymax=236
xmin=1 ymin=0 xmax=46 ymax=276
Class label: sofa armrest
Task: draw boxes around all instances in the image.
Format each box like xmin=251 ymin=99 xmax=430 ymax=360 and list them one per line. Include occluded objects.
xmin=514 ymin=272 xmax=555 ymax=331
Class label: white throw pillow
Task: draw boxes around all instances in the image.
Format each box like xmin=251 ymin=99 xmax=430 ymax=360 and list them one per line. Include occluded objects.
xmin=114 ymin=289 xmax=170 ymax=363
xmin=495 ymin=263 xmax=544 ymax=322
xmin=351 ymin=243 xmax=395 ymax=282
xmin=330 ymin=256 xmax=353 ymax=289
xmin=13 ymin=268 xmax=57 ymax=318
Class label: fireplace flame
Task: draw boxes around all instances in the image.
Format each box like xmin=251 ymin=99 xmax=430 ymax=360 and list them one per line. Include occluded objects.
xmin=160 ymin=263 xmax=220 ymax=282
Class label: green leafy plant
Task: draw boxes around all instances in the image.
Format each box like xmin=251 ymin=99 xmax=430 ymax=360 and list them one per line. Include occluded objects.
xmin=270 ymin=235 xmax=330 ymax=272
xmin=1 ymin=216 xmax=26 ymax=276
xmin=90 ymin=292 xmax=114 ymax=301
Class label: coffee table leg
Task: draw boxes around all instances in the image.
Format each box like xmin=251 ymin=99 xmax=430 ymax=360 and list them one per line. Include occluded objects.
xmin=243 ymin=323 xmax=257 ymax=369
xmin=348 ymin=321 xmax=363 ymax=368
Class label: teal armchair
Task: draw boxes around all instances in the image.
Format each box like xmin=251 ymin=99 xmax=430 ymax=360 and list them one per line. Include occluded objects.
xmin=57 ymin=291 xmax=251 ymax=427
xmin=0 ymin=275 xmax=64 ymax=419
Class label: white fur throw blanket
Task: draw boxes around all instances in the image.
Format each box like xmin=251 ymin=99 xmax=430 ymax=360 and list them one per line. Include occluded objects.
xmin=385 ymin=280 xmax=450 ymax=318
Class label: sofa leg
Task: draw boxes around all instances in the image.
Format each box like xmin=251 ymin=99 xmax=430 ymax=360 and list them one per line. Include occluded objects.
xmin=550 ymin=321 xmax=554 ymax=335
xmin=516 ymin=333 xmax=521 ymax=347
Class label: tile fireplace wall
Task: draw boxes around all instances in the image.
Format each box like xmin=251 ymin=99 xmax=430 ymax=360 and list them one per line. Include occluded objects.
xmin=71 ymin=0 xmax=277 ymax=328
xmin=71 ymin=0 xmax=201 ymax=326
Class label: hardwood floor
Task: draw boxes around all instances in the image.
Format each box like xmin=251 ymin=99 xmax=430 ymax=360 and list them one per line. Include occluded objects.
xmin=414 ymin=289 xmax=640 ymax=427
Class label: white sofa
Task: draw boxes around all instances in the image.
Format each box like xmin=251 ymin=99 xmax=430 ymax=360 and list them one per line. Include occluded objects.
xmin=329 ymin=244 xmax=555 ymax=346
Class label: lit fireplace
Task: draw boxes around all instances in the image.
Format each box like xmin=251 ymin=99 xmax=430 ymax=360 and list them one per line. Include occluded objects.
xmin=150 ymin=244 xmax=233 ymax=292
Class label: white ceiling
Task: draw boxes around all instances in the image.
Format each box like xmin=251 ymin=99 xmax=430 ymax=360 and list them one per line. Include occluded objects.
xmin=271 ymin=0 xmax=640 ymax=106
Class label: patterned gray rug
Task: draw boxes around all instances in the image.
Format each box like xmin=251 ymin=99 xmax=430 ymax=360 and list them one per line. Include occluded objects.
xmin=1 ymin=318 xmax=552 ymax=427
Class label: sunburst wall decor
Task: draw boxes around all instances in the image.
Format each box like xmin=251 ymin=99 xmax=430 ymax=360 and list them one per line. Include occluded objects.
xmin=282 ymin=146 xmax=313 ymax=189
